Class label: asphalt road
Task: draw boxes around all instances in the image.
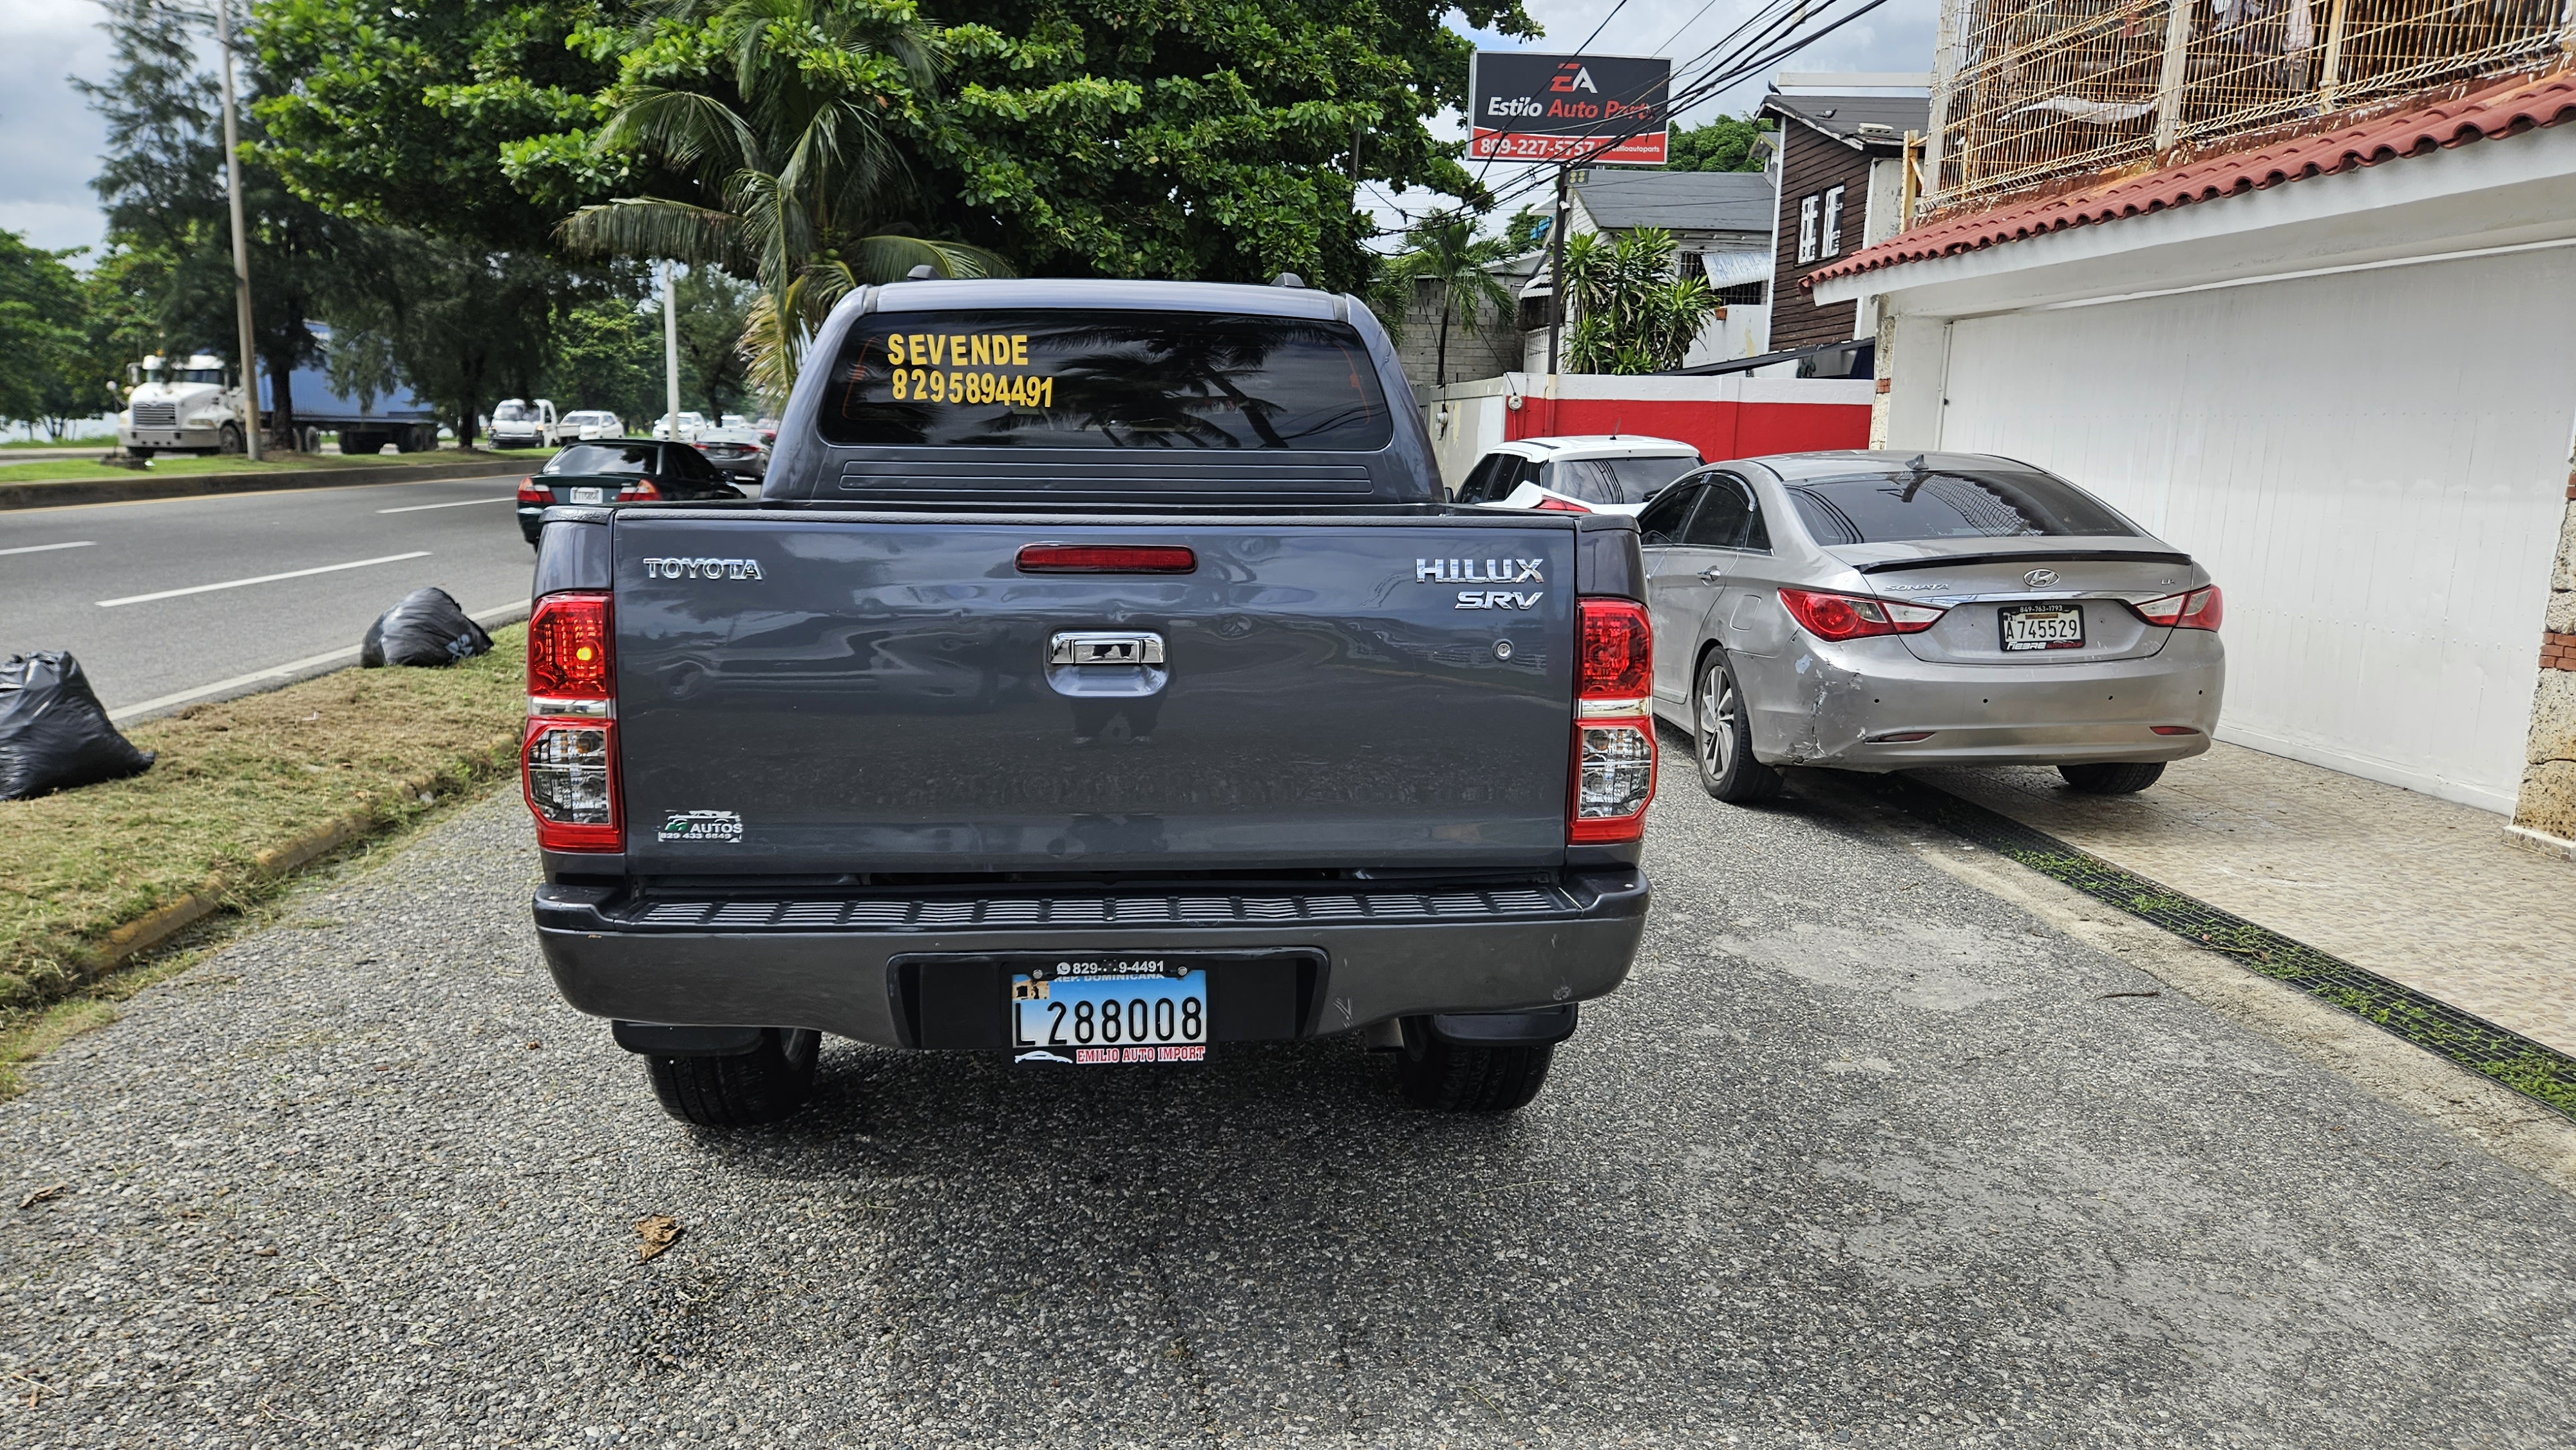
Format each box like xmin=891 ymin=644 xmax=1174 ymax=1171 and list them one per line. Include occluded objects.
xmin=0 ymin=473 xmax=536 ymax=716
xmin=3 ymin=758 xmax=2572 ymax=1447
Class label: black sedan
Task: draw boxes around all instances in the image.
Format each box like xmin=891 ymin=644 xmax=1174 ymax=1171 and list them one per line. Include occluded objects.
xmin=516 ymin=440 xmax=746 ymax=545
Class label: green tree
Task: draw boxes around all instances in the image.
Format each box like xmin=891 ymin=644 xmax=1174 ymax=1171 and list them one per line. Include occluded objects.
xmin=1383 ymin=216 xmax=1513 ymax=388
xmin=1561 ymin=228 xmax=1717 ymax=375
xmin=542 ymin=296 xmax=664 ymax=424
xmin=1662 ymin=115 xmax=1772 ymax=174
xmin=0 ymin=232 xmax=93 ymax=437
xmin=549 ymin=0 xmax=1008 ymax=403
xmin=323 ymin=230 xmax=586 ymax=447
xmin=674 ymin=268 xmax=756 ymax=419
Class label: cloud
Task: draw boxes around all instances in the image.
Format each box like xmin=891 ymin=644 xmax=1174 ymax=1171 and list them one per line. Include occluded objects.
xmin=0 ymin=0 xmax=117 ymax=253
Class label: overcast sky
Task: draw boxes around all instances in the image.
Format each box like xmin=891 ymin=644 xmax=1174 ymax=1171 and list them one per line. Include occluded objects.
xmin=0 ymin=0 xmax=1937 ymax=263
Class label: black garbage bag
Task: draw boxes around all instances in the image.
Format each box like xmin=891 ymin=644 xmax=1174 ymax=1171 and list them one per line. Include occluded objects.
xmin=0 ymin=652 xmax=156 ymax=801
xmin=360 ymin=587 xmax=493 ymax=668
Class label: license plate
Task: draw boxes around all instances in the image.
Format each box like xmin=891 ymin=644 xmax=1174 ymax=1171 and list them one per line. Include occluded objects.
xmin=569 ymin=486 xmax=605 ymax=504
xmin=1010 ymin=956 xmax=1208 ymax=1064
xmin=2000 ymin=603 xmax=2085 ymax=652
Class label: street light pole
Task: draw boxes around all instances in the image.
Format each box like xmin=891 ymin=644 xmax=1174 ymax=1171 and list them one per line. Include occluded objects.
xmin=662 ymin=261 xmax=682 ymax=438
xmin=216 ymin=0 xmax=262 ymax=460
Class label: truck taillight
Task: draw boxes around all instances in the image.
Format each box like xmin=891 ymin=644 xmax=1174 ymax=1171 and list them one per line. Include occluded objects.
xmin=524 ymin=592 xmax=619 ymax=851
xmin=1570 ymin=598 xmax=1654 ymax=843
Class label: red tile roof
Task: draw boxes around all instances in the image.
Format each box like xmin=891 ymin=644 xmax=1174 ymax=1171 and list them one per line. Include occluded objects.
xmin=1806 ymin=66 xmax=2576 ymax=289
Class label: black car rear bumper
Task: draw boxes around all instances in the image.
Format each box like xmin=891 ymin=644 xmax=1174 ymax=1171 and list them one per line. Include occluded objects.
xmin=532 ymin=868 xmax=1648 ymax=1047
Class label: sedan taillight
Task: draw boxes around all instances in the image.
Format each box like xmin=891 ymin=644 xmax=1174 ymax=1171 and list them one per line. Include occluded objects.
xmin=1778 ymin=587 xmax=1946 ymax=641
xmin=516 ymin=476 xmax=547 ymax=504
xmin=1569 ymin=598 xmax=1654 ymax=843
xmin=1533 ymin=494 xmax=1590 ymax=513
xmin=524 ymin=592 xmax=618 ymax=852
xmin=2132 ymin=585 xmax=2222 ymax=632
xmin=615 ymin=478 xmax=662 ymax=502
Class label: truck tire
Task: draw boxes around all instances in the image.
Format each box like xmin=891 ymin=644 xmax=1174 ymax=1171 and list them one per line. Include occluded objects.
xmin=1391 ymin=1022 xmax=1553 ymax=1113
xmin=2059 ymin=761 xmax=2166 ymax=795
xmin=1695 ymin=652 xmax=1785 ymax=804
xmin=342 ymin=429 xmax=383 ymax=457
xmin=645 ymin=1027 xmax=820 ymax=1126
xmin=218 ymin=423 xmax=243 ymax=455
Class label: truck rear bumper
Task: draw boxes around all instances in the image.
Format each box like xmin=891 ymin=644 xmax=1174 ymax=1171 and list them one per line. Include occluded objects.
xmin=533 ymin=868 xmax=1649 ymax=1047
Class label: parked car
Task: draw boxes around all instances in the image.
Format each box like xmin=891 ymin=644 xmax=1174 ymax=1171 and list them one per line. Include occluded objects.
xmin=488 ymin=398 xmax=560 ymax=449
xmin=1640 ymin=449 xmax=2223 ymax=803
xmin=1453 ymin=437 xmax=1703 ymax=514
xmin=515 ymin=438 xmax=745 ymax=545
xmin=651 ymin=411 xmax=707 ymax=442
xmin=694 ymin=425 xmax=768 ymax=480
xmin=562 ymin=410 xmax=624 ymax=441
xmin=520 ymin=276 xmax=1652 ymax=1127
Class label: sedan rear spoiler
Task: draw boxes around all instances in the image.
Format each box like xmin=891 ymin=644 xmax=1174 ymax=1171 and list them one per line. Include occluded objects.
xmin=1854 ymin=549 xmax=2192 ymax=575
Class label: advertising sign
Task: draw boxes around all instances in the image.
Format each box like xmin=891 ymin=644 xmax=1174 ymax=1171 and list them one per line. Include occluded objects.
xmin=1468 ymin=52 xmax=1672 ymax=165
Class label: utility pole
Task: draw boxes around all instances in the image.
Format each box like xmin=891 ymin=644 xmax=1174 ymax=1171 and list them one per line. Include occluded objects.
xmin=662 ymin=261 xmax=682 ymax=438
xmin=1545 ymin=165 xmax=1569 ymax=377
xmin=216 ymin=0 xmax=262 ymax=460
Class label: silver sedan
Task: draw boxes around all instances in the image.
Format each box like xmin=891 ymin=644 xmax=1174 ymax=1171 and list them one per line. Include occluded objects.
xmin=1640 ymin=450 xmax=2224 ymax=802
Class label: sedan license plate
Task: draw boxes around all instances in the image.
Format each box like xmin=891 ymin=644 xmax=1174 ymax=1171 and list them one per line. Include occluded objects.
xmin=1010 ymin=957 xmax=1208 ymax=1064
xmin=2000 ymin=603 xmax=2085 ymax=652
xmin=568 ymin=486 xmax=605 ymax=504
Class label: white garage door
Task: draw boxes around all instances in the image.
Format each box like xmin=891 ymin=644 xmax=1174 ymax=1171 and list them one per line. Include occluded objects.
xmin=1935 ymin=247 xmax=2574 ymax=811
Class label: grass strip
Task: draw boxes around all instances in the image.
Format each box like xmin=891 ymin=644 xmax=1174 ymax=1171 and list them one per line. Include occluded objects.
xmin=1859 ymin=771 xmax=2576 ymax=1120
xmin=0 ymin=625 xmax=526 ymax=1028
xmin=0 ymin=449 xmax=551 ymax=485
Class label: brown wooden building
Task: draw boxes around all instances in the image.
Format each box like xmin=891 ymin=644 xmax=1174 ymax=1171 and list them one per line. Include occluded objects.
xmin=1759 ymin=89 xmax=1927 ymax=352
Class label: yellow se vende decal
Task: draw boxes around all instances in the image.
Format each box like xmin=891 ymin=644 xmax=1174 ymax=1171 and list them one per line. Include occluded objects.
xmin=886 ymin=333 xmax=1031 ymax=368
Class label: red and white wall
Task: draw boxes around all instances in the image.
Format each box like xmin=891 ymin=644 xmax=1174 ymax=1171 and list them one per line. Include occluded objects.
xmin=1425 ymin=373 xmax=1875 ymax=493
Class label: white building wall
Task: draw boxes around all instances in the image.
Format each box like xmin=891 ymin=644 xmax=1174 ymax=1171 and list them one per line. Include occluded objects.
xmin=1928 ymin=247 xmax=2576 ymax=811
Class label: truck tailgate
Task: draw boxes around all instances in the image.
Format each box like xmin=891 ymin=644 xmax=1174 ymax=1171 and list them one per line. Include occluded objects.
xmin=611 ymin=512 xmax=1578 ymax=873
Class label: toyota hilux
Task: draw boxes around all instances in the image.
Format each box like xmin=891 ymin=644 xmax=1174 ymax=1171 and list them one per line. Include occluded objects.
xmin=522 ymin=277 xmax=1654 ymax=1126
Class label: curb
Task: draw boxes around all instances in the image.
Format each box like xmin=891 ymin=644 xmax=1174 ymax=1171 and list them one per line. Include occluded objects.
xmin=88 ymin=764 xmax=501 ymax=977
xmin=0 ymin=457 xmax=526 ymax=511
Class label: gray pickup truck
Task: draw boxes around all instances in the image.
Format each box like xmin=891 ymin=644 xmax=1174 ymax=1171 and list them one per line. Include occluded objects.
xmin=521 ymin=278 xmax=1653 ymax=1126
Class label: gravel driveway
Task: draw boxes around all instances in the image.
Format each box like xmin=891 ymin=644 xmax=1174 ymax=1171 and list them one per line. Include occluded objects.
xmin=5 ymin=751 xmax=2572 ymax=1447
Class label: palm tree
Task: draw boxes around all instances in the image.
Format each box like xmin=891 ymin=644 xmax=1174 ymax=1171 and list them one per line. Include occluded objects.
xmin=559 ymin=0 xmax=1007 ymax=402
xmin=1386 ymin=216 xmax=1517 ymax=388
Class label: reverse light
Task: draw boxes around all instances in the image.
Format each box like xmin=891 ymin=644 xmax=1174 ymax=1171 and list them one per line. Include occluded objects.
xmin=524 ymin=592 xmax=619 ymax=851
xmin=1017 ymin=544 xmax=1198 ymax=574
xmin=1569 ymin=598 xmax=1654 ymax=843
xmin=1778 ymin=587 xmax=1946 ymax=641
xmin=2131 ymin=585 xmax=2223 ymax=632
xmin=614 ymin=478 xmax=663 ymax=502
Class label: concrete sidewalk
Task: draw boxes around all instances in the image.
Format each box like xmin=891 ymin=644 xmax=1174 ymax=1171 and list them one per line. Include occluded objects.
xmin=1914 ymin=740 xmax=2576 ymax=1057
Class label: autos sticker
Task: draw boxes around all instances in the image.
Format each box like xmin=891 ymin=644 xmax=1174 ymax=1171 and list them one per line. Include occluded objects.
xmin=658 ymin=809 xmax=743 ymax=843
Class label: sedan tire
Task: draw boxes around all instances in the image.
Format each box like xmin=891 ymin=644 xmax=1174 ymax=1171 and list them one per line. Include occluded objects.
xmin=2059 ymin=761 xmax=2166 ymax=794
xmin=1695 ymin=653 xmax=1785 ymax=804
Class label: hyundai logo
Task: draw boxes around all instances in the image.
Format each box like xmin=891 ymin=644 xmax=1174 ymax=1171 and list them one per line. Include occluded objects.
xmin=2023 ymin=568 xmax=2060 ymax=588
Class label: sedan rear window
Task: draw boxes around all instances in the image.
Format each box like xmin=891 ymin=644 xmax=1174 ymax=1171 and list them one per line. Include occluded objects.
xmin=1549 ymin=454 xmax=1700 ymax=505
xmin=817 ymin=310 xmax=1392 ymax=451
xmin=546 ymin=444 xmax=656 ymax=476
xmin=1784 ymin=466 xmax=2135 ymax=544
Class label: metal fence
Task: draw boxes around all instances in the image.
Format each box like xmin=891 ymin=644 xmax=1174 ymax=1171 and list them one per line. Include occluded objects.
xmin=1928 ymin=0 xmax=2570 ymax=207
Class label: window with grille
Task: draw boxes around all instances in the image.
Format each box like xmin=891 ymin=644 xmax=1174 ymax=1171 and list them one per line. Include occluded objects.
xmin=1797 ymin=195 xmax=1819 ymax=264
xmin=1821 ymin=186 xmax=1845 ymax=258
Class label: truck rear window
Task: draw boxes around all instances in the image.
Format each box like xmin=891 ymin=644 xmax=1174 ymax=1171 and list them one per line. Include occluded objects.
xmin=817 ymin=310 xmax=1393 ymax=451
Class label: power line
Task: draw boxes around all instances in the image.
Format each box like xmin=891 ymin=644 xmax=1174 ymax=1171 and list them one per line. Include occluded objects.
xmin=1574 ymin=0 xmax=1635 ymax=53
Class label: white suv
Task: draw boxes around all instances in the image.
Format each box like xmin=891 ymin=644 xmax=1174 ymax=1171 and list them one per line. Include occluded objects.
xmin=1453 ymin=436 xmax=1703 ymax=515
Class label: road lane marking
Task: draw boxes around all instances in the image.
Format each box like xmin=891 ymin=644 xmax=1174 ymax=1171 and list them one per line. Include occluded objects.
xmin=376 ymin=497 xmax=517 ymax=514
xmin=0 ymin=540 xmax=97 ymax=557
xmin=106 ymin=599 xmax=532 ymax=721
xmin=95 ymin=551 xmax=432 ymax=608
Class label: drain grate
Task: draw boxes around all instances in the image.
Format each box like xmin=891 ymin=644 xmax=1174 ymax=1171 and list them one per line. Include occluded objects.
xmin=1858 ymin=772 xmax=2576 ymax=1121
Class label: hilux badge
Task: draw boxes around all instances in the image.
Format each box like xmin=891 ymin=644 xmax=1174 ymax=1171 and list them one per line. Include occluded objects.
xmin=1418 ymin=558 xmax=1544 ymax=610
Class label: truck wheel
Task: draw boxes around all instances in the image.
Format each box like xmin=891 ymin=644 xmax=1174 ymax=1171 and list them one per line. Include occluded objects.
xmin=218 ymin=423 xmax=243 ymax=455
xmin=1391 ymin=1022 xmax=1553 ymax=1113
xmin=1695 ymin=653 xmax=1785 ymax=804
xmin=2059 ymin=761 xmax=2166 ymax=795
xmin=645 ymin=1027 xmax=820 ymax=1127
xmin=129 ymin=447 xmax=155 ymax=460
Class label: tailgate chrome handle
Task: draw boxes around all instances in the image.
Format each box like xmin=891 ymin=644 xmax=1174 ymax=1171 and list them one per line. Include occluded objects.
xmin=1050 ymin=630 xmax=1165 ymax=666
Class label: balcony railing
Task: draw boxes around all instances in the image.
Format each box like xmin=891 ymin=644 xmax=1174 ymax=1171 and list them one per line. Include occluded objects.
xmin=1927 ymin=0 xmax=2570 ymax=208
